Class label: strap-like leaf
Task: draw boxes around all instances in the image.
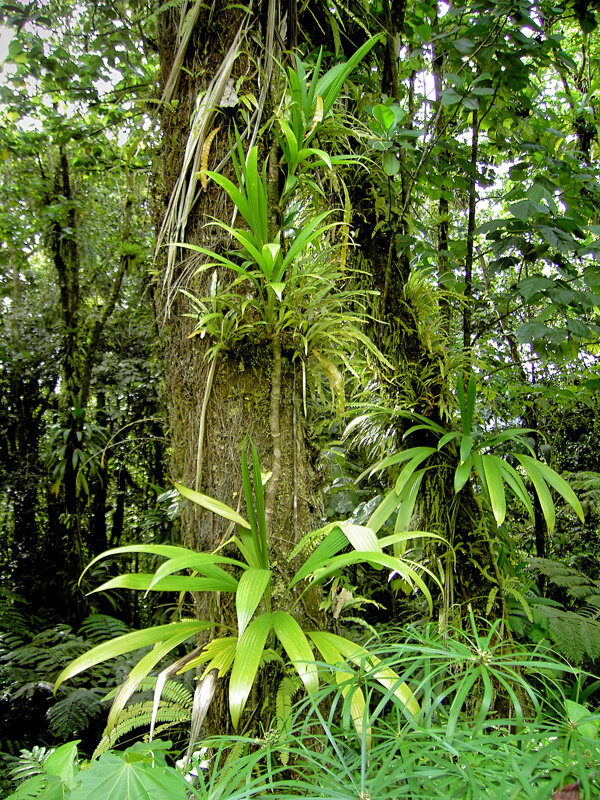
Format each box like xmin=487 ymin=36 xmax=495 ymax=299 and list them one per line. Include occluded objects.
xmin=309 ymin=631 xmax=419 ymax=716
xmin=272 ymin=611 xmax=318 ymax=694
xmin=516 ymin=454 xmax=584 ymax=523
xmin=91 ymin=573 xmax=237 ymax=595
xmin=54 ymin=620 xmax=214 ymax=693
xmin=229 ymin=614 xmax=273 ymax=729
xmin=175 ymin=482 xmax=250 ymax=528
xmin=236 ymin=569 xmax=271 ymax=636
xmin=481 ymin=453 xmax=507 ymax=526
xmin=148 ymin=554 xmax=240 ymax=593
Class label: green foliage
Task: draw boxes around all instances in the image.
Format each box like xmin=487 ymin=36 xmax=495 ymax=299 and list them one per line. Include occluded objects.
xmin=55 ymin=443 xmax=438 ymax=737
xmin=508 ymin=559 xmax=600 ymax=663
xmin=5 ymin=740 xmax=190 ymax=800
xmin=364 ymin=372 xmax=584 ymax=539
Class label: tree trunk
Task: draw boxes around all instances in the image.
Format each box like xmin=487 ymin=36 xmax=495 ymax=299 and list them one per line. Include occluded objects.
xmin=153 ymin=0 xmax=324 ymax=732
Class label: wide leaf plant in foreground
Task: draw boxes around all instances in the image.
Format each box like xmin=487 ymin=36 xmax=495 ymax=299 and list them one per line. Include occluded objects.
xmin=55 ymin=443 xmax=438 ymax=738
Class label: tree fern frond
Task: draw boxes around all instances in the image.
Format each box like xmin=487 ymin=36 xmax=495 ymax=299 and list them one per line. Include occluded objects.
xmin=47 ymin=687 xmax=105 ymax=736
xmin=536 ymin=606 xmax=600 ymax=663
xmin=79 ymin=614 xmax=131 ymax=644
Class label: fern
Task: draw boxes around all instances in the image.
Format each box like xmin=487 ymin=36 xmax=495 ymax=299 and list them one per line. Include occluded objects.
xmin=78 ymin=614 xmax=131 ymax=644
xmin=47 ymin=687 xmax=105 ymax=736
xmin=4 ymin=773 xmax=48 ymax=800
xmin=562 ymin=471 xmax=600 ymax=514
xmin=535 ymin=606 xmax=600 ymax=663
xmin=93 ymin=699 xmax=193 ymax=758
xmin=529 ymin=557 xmax=600 ymax=606
xmin=9 ymin=747 xmax=53 ymax=782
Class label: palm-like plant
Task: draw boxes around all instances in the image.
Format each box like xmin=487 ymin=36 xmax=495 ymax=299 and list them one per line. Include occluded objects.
xmin=361 ymin=372 xmax=584 ymax=541
xmin=55 ymin=443 xmax=439 ymax=738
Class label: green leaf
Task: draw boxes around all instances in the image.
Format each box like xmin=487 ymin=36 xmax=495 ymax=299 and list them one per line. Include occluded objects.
xmin=91 ymin=573 xmax=235 ymax=594
xmin=515 ymin=454 xmax=584 ymax=525
xmin=454 ymin=453 xmax=473 ymax=492
xmin=148 ymin=554 xmax=240 ymax=593
xmin=69 ymin=751 xmax=188 ymax=800
xmin=236 ymin=568 xmax=271 ymax=636
xmin=175 ymin=482 xmax=250 ymax=528
xmin=54 ymin=621 xmax=213 ymax=692
xmin=290 ymin=524 xmax=348 ymax=587
xmin=229 ymin=614 xmax=273 ymax=729
xmin=481 ymin=453 xmax=506 ymax=526
xmin=565 ymin=699 xmax=598 ymax=739
xmin=272 ymin=611 xmax=318 ymax=694
xmin=517 ymin=276 xmax=555 ymax=301
xmin=43 ymin=741 xmax=79 ymax=789
xmin=373 ymin=104 xmax=396 ymax=132
xmin=309 ymin=631 xmax=419 ymax=716
xmin=441 ymin=88 xmax=462 ymax=106
xmin=453 ymin=37 xmax=475 ymax=53
xmin=382 ymin=150 xmax=400 ymax=176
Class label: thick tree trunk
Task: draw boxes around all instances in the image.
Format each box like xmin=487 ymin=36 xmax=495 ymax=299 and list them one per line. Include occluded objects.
xmin=153 ymin=0 xmax=324 ymax=732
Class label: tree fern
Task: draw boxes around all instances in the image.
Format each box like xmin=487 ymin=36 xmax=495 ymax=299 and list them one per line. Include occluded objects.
xmin=534 ymin=605 xmax=600 ymax=663
xmin=47 ymin=687 xmax=105 ymax=737
xmin=78 ymin=614 xmax=131 ymax=644
xmin=529 ymin=557 xmax=600 ymax=606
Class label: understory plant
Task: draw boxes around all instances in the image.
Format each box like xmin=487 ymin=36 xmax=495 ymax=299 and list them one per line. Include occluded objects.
xmin=55 ymin=442 xmax=439 ymax=743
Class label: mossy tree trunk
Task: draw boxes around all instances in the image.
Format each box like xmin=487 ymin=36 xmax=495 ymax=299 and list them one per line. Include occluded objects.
xmin=153 ymin=0 xmax=325 ymax=732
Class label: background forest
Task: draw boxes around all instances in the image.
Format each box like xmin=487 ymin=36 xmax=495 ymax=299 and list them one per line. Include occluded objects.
xmin=1 ymin=0 xmax=600 ymax=797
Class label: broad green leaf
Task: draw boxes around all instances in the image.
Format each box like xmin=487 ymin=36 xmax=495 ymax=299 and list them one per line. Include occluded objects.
xmin=453 ymin=36 xmax=475 ymax=53
xmin=69 ymin=752 xmax=188 ymax=800
xmin=373 ymin=104 xmax=396 ymax=132
xmin=236 ymin=569 xmax=271 ymax=636
xmin=382 ymin=150 xmax=400 ymax=176
xmin=174 ymin=482 xmax=250 ymax=528
xmin=565 ymin=699 xmax=599 ymax=739
xmin=43 ymin=741 xmax=79 ymax=789
xmin=481 ymin=453 xmax=506 ymax=526
xmin=54 ymin=621 xmax=213 ymax=692
xmin=229 ymin=614 xmax=273 ymax=729
xmin=272 ymin=611 xmax=318 ymax=693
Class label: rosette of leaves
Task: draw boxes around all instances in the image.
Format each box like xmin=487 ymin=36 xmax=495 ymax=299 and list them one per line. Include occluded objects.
xmin=55 ymin=443 xmax=439 ymax=738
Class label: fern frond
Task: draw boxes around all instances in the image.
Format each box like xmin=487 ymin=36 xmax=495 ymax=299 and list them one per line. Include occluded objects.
xmin=92 ymin=700 xmax=192 ymax=758
xmin=536 ymin=605 xmax=600 ymax=663
xmin=79 ymin=614 xmax=131 ymax=644
xmin=47 ymin=687 xmax=105 ymax=736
